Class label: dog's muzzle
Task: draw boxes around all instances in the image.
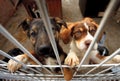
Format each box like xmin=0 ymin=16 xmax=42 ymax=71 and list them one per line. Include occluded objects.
xmin=39 ymin=45 xmax=51 ymax=54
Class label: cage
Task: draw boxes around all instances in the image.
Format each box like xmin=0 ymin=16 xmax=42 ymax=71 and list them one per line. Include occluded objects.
xmin=0 ymin=0 xmax=120 ymax=81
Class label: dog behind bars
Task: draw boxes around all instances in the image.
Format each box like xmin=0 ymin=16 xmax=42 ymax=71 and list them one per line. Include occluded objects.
xmin=7 ymin=17 xmax=67 ymax=73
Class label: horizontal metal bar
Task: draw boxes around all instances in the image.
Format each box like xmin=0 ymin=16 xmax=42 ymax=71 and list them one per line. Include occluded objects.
xmin=86 ymin=65 xmax=120 ymax=79
xmin=1 ymin=73 xmax=120 ymax=81
xmin=0 ymin=61 xmax=34 ymax=74
xmin=1 ymin=63 xmax=120 ymax=68
xmin=0 ymin=60 xmax=7 ymax=64
xmin=85 ymin=48 xmax=120 ymax=75
xmin=1 ymin=73 xmax=120 ymax=77
xmin=97 ymin=64 xmax=120 ymax=75
xmin=74 ymin=0 xmax=118 ymax=76
xmin=0 ymin=25 xmax=53 ymax=74
xmin=0 ymin=50 xmax=43 ymax=74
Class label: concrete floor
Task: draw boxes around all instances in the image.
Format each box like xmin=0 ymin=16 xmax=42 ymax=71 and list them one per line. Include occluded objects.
xmin=0 ymin=0 xmax=120 ymax=58
xmin=62 ymin=0 xmax=83 ymax=22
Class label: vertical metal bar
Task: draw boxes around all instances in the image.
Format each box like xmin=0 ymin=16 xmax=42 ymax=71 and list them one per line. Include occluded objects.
xmin=0 ymin=25 xmax=52 ymax=74
xmin=73 ymin=0 xmax=118 ymax=76
xmin=35 ymin=0 xmax=64 ymax=74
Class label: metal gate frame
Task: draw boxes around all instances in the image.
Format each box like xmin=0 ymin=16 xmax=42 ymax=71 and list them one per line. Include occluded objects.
xmin=0 ymin=0 xmax=120 ymax=81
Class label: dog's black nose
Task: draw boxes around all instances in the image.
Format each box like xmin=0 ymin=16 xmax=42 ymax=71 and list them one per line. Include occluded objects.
xmin=85 ymin=40 xmax=91 ymax=47
xmin=39 ymin=45 xmax=51 ymax=54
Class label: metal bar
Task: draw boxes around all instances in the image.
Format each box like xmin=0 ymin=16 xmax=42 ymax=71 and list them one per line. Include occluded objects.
xmin=97 ymin=64 xmax=120 ymax=75
xmin=35 ymin=0 xmax=64 ymax=74
xmin=0 ymin=24 xmax=52 ymax=74
xmin=0 ymin=68 xmax=9 ymax=73
xmin=1 ymin=63 xmax=120 ymax=68
xmin=1 ymin=73 xmax=120 ymax=77
xmin=85 ymin=48 xmax=120 ymax=75
xmin=0 ymin=60 xmax=7 ymax=64
xmin=0 ymin=73 xmax=35 ymax=81
xmin=0 ymin=60 xmax=33 ymax=74
xmin=96 ymin=64 xmax=120 ymax=74
xmin=0 ymin=50 xmax=43 ymax=74
xmin=73 ymin=0 xmax=118 ymax=76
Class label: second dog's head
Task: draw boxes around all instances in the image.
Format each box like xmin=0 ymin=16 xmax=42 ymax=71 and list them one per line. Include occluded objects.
xmin=19 ymin=17 xmax=67 ymax=57
xmin=60 ymin=17 xmax=98 ymax=51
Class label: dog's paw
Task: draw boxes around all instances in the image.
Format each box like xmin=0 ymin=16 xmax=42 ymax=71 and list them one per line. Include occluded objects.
xmin=65 ymin=53 xmax=79 ymax=67
xmin=7 ymin=55 xmax=28 ymax=72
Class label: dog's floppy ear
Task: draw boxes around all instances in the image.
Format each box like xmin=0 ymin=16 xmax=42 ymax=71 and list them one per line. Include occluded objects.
xmin=54 ymin=17 xmax=67 ymax=31
xmin=60 ymin=23 xmax=76 ymax=44
xmin=18 ymin=17 xmax=33 ymax=31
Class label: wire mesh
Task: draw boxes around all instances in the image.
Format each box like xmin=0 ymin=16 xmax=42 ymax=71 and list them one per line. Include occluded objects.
xmin=0 ymin=0 xmax=120 ymax=81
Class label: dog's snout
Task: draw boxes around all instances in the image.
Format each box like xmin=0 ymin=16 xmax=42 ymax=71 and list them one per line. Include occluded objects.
xmin=85 ymin=40 xmax=91 ymax=47
xmin=39 ymin=45 xmax=51 ymax=54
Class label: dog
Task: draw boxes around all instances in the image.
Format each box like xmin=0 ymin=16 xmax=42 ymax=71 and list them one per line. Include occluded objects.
xmin=60 ymin=17 xmax=120 ymax=80
xmin=60 ymin=17 xmax=120 ymax=66
xmin=7 ymin=17 xmax=68 ymax=73
xmin=60 ymin=17 xmax=99 ymax=67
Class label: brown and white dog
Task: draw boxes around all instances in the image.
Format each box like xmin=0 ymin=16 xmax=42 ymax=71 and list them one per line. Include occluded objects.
xmin=60 ymin=17 xmax=120 ymax=67
xmin=60 ymin=17 xmax=98 ymax=67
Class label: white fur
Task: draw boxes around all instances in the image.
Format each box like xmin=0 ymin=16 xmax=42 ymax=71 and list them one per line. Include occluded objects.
xmin=7 ymin=55 xmax=28 ymax=72
xmin=84 ymin=22 xmax=89 ymax=29
xmin=75 ymin=32 xmax=98 ymax=51
xmin=45 ymin=57 xmax=57 ymax=71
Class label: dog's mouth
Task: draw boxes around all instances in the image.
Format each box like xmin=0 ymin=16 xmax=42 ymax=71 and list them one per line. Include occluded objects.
xmin=35 ymin=48 xmax=56 ymax=58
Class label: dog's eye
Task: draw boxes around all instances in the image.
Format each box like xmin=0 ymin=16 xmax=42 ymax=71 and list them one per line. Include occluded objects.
xmin=75 ymin=31 xmax=81 ymax=34
xmin=90 ymin=30 xmax=96 ymax=36
xmin=30 ymin=31 xmax=36 ymax=36
xmin=74 ymin=31 xmax=81 ymax=39
xmin=52 ymin=27 xmax=56 ymax=31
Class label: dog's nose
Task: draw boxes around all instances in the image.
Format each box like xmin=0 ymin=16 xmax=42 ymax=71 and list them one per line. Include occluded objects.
xmin=39 ymin=45 xmax=51 ymax=54
xmin=85 ymin=40 xmax=91 ymax=47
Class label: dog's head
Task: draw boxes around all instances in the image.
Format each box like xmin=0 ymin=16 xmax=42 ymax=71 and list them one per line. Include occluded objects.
xmin=60 ymin=17 xmax=98 ymax=51
xmin=19 ymin=17 xmax=67 ymax=57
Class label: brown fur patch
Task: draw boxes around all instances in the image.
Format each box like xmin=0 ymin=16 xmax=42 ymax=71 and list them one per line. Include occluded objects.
xmin=71 ymin=23 xmax=87 ymax=40
xmin=60 ymin=23 xmax=75 ymax=44
xmin=96 ymin=53 xmax=105 ymax=60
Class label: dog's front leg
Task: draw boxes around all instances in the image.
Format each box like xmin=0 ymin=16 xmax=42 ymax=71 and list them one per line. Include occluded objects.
xmin=65 ymin=50 xmax=79 ymax=67
xmin=64 ymin=50 xmax=79 ymax=81
xmin=105 ymin=55 xmax=120 ymax=64
xmin=63 ymin=67 xmax=73 ymax=81
xmin=90 ymin=50 xmax=120 ymax=64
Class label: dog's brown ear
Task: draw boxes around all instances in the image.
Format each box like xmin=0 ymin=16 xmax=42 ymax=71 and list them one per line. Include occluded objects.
xmin=18 ymin=17 xmax=33 ymax=31
xmin=54 ymin=17 xmax=67 ymax=30
xmin=60 ymin=27 xmax=71 ymax=44
xmin=60 ymin=23 xmax=75 ymax=44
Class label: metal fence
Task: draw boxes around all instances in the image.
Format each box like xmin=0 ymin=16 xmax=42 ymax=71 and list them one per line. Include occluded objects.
xmin=0 ymin=0 xmax=120 ymax=81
